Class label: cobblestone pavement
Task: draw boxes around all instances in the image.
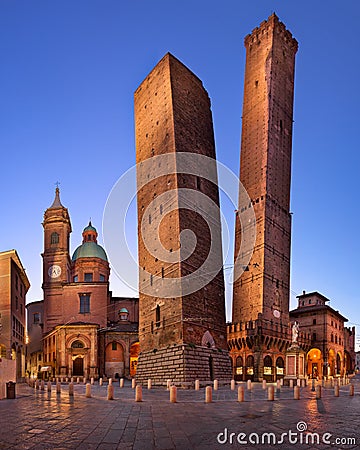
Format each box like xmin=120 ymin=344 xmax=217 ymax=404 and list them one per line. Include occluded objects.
xmin=1 ymin=376 xmax=360 ymax=450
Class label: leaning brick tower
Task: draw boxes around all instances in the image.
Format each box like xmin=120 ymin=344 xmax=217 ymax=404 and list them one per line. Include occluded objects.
xmin=229 ymin=14 xmax=300 ymax=381
xmin=135 ymin=53 xmax=231 ymax=386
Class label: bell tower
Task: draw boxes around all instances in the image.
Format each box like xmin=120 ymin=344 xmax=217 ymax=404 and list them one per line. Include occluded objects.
xmin=42 ymin=187 xmax=72 ymax=333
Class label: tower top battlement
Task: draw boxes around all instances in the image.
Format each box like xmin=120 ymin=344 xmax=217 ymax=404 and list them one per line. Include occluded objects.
xmin=245 ymin=13 xmax=298 ymax=52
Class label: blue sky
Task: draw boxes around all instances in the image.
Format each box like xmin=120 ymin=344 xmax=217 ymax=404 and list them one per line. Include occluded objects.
xmin=1 ymin=1 xmax=359 ymax=345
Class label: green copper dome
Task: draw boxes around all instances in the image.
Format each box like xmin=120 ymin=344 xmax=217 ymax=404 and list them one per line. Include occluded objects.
xmin=72 ymin=242 xmax=108 ymax=262
xmin=72 ymin=221 xmax=108 ymax=262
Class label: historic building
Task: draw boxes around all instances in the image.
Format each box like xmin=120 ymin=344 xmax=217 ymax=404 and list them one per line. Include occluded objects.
xmin=228 ymin=14 xmax=304 ymax=381
xmin=290 ymin=291 xmax=355 ymax=378
xmin=0 ymin=249 xmax=30 ymax=381
xmin=26 ymin=188 xmax=139 ymax=380
xmin=135 ymin=53 xmax=231 ymax=385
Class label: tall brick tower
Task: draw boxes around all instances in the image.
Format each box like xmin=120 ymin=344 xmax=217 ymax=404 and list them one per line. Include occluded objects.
xmin=228 ymin=14 xmax=300 ymax=381
xmin=135 ymin=53 xmax=231 ymax=385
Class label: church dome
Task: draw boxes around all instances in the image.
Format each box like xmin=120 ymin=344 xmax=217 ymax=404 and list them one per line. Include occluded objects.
xmin=72 ymin=221 xmax=108 ymax=262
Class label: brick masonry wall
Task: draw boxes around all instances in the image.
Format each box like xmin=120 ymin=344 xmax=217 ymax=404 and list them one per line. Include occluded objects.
xmin=135 ymin=344 xmax=232 ymax=386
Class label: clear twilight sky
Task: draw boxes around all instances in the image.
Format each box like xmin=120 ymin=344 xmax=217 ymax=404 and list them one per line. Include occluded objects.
xmin=1 ymin=1 xmax=359 ymax=346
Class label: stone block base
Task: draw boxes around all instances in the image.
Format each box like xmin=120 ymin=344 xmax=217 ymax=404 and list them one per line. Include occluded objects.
xmin=135 ymin=344 xmax=232 ymax=387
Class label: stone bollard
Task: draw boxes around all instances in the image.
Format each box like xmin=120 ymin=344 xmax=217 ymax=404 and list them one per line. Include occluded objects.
xmin=85 ymin=383 xmax=91 ymax=398
xmin=107 ymin=384 xmax=114 ymax=400
xmin=135 ymin=385 xmax=142 ymax=402
xmin=35 ymin=379 xmax=39 ymax=390
xmin=99 ymin=378 xmax=103 ymax=386
xmin=247 ymin=380 xmax=252 ymax=390
xmin=267 ymin=385 xmax=274 ymax=401
xmin=65 ymin=377 xmax=68 ymax=383
xmin=276 ymin=379 xmax=281 ymax=391
xmin=108 ymin=378 xmax=112 ymax=386
xmin=71 ymin=377 xmax=74 ymax=383
xmin=350 ymin=385 xmax=354 ymax=396
xmin=47 ymin=381 xmax=52 ymax=392
xmin=214 ymin=380 xmax=219 ymax=391
xmin=91 ymin=377 xmax=95 ymax=385
xmin=147 ymin=379 xmax=152 ymax=390
xmin=330 ymin=378 xmax=334 ymax=388
xmin=41 ymin=380 xmax=45 ymax=391
xmin=170 ymin=386 xmax=177 ymax=403
xmin=60 ymin=377 xmax=64 ymax=383
xmin=56 ymin=382 xmax=61 ymax=394
xmin=334 ymin=385 xmax=339 ymax=397
xmin=297 ymin=379 xmax=301 ymax=387
xmin=83 ymin=378 xmax=87 ymax=385
xmin=69 ymin=382 xmax=74 ymax=396
xmin=294 ymin=385 xmax=300 ymax=400
xmin=301 ymin=379 xmax=306 ymax=388
xmin=322 ymin=379 xmax=325 ymax=388
xmin=230 ymin=380 xmax=235 ymax=391
xmin=316 ymin=385 xmax=321 ymax=399
xmin=77 ymin=377 xmax=80 ymax=384
xmin=205 ymin=386 xmax=212 ymax=403
xmin=238 ymin=386 xmax=245 ymax=402
xmin=280 ymin=378 xmax=284 ymax=386
xmin=262 ymin=380 xmax=267 ymax=390
xmin=120 ymin=378 xmax=124 ymax=388
xmin=166 ymin=379 xmax=171 ymax=390
xmin=132 ymin=378 xmax=136 ymax=389
xmin=289 ymin=379 xmax=294 ymax=388
xmin=195 ymin=379 xmax=200 ymax=390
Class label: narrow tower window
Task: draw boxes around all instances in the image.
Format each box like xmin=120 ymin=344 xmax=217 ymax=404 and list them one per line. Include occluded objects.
xmin=155 ymin=304 xmax=160 ymax=327
xmin=51 ymin=232 xmax=59 ymax=245
xmin=79 ymin=294 xmax=90 ymax=314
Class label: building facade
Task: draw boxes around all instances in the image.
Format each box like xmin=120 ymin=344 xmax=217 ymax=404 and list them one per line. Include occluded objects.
xmin=135 ymin=53 xmax=231 ymax=385
xmin=0 ymin=249 xmax=30 ymax=381
xmin=229 ymin=14 xmax=300 ymax=381
xmin=290 ymin=291 xmax=355 ymax=378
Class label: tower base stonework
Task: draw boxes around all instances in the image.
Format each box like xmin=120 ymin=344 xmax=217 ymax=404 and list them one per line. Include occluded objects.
xmin=135 ymin=345 xmax=232 ymax=387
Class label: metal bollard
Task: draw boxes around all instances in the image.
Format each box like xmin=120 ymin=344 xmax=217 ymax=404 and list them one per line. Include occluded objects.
xmin=238 ymin=385 xmax=245 ymax=402
xmin=170 ymin=386 xmax=177 ymax=403
xmin=195 ymin=379 xmax=200 ymax=390
xmin=85 ymin=383 xmax=91 ymax=398
xmin=147 ymin=379 xmax=152 ymax=390
xmin=294 ymin=385 xmax=300 ymax=400
xmin=316 ymin=385 xmax=321 ymax=399
xmin=267 ymin=385 xmax=274 ymax=401
xmin=120 ymin=378 xmax=124 ymax=388
xmin=205 ymin=386 xmax=212 ymax=403
xmin=69 ymin=382 xmax=74 ymax=396
xmin=135 ymin=385 xmax=142 ymax=402
xmin=230 ymin=380 xmax=235 ymax=391
xmin=107 ymin=384 xmax=114 ymax=400
xmin=214 ymin=380 xmax=219 ymax=391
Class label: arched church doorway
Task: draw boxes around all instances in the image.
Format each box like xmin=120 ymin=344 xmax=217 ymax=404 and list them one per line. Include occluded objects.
xmin=263 ymin=355 xmax=273 ymax=382
xmin=246 ymin=355 xmax=254 ymax=381
xmin=73 ymin=356 xmax=84 ymax=376
xmin=276 ymin=357 xmax=285 ymax=380
xmin=235 ymin=356 xmax=243 ymax=381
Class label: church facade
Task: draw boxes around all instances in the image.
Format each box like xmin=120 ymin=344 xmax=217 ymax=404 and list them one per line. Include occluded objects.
xmin=26 ymin=188 xmax=139 ymax=380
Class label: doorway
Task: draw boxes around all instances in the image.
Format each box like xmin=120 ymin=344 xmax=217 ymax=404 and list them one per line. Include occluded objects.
xmin=73 ymin=357 xmax=84 ymax=376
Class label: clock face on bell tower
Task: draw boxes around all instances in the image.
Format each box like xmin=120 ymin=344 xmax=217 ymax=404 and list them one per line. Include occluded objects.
xmin=48 ymin=264 xmax=62 ymax=279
